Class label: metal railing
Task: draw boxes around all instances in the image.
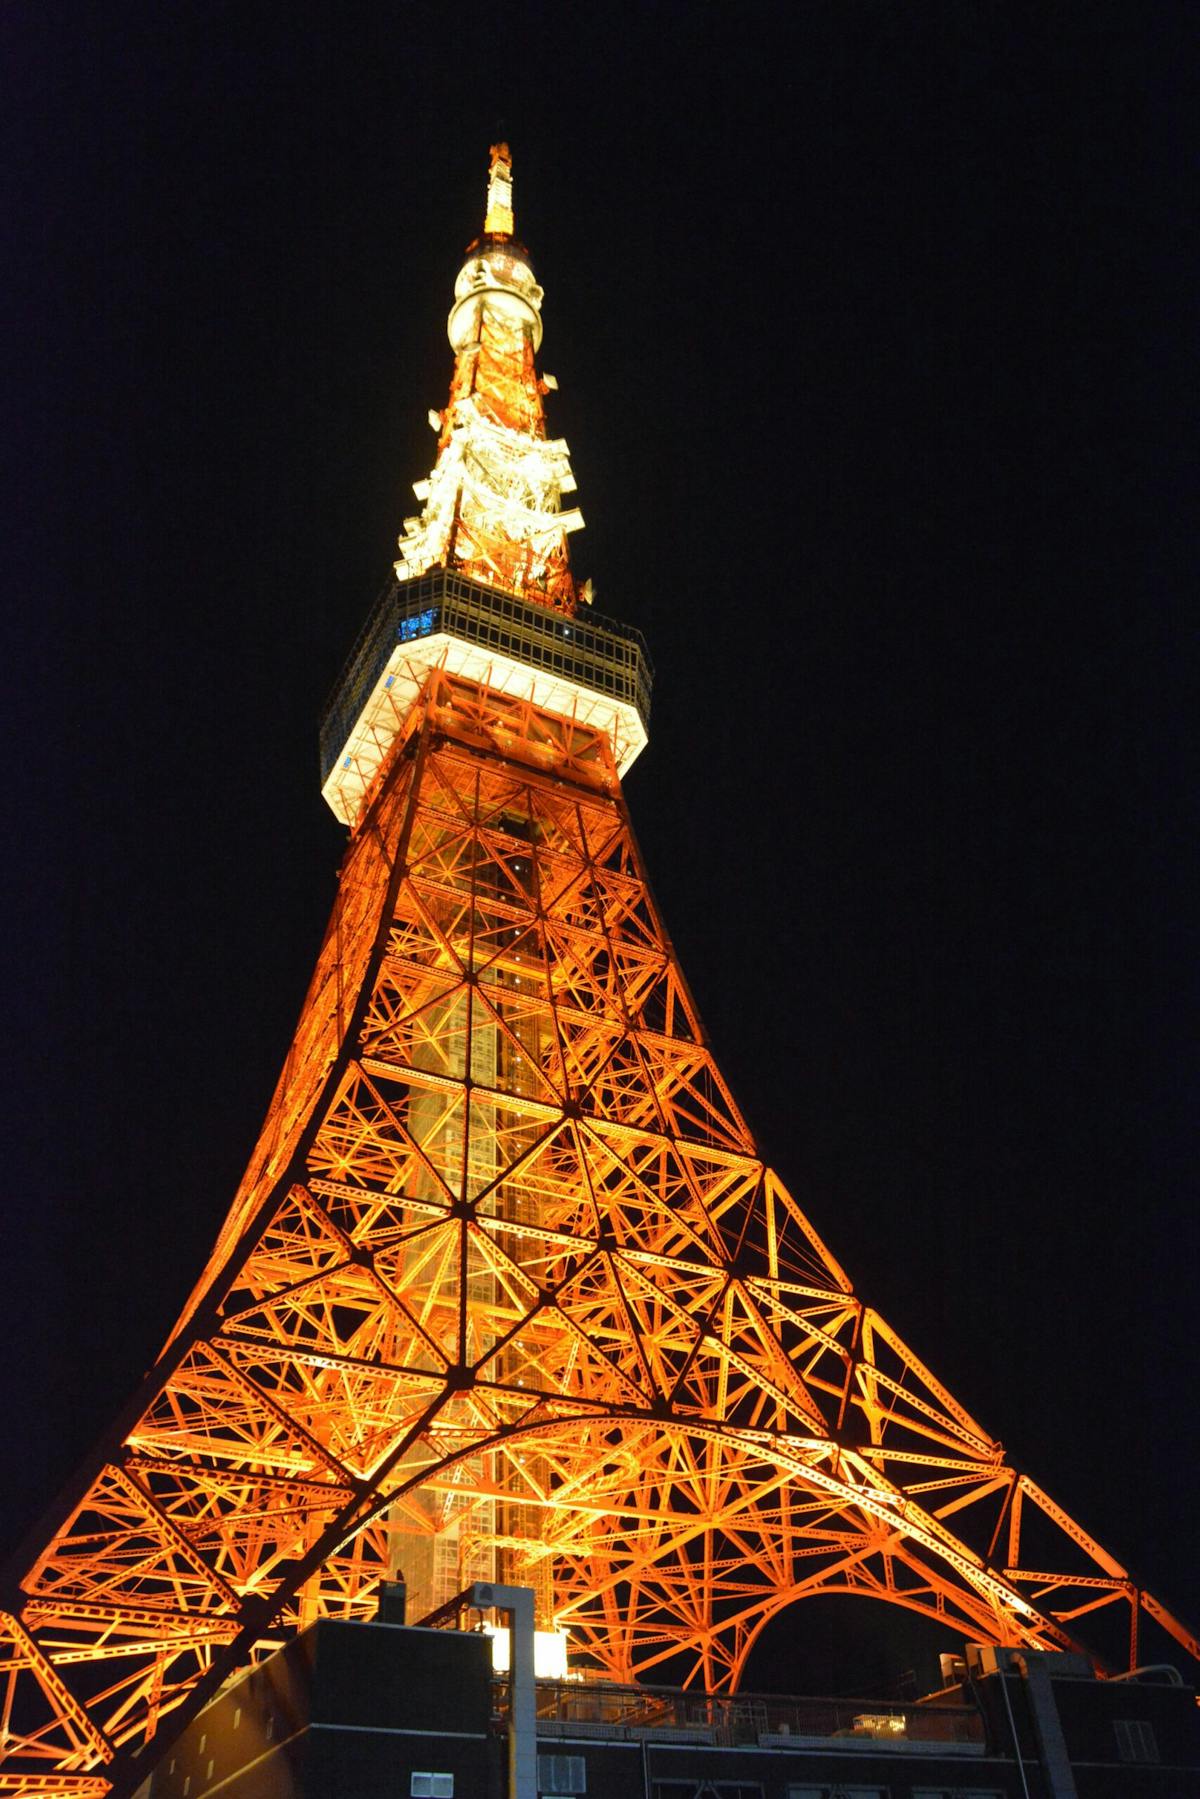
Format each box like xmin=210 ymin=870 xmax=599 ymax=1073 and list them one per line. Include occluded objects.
xmin=529 ymin=1678 xmax=985 ymax=1751
xmin=319 ymin=570 xmax=654 ymax=786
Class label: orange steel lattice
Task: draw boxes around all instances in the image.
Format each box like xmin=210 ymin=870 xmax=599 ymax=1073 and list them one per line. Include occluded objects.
xmin=2 ymin=149 xmax=1197 ymax=1798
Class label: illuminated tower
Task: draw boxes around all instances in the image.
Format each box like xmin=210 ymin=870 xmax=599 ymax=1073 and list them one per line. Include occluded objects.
xmin=1 ymin=146 xmax=1196 ymax=1798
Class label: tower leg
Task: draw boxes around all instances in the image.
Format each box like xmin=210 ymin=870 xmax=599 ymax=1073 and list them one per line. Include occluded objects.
xmin=2 ymin=676 xmax=1197 ymax=1795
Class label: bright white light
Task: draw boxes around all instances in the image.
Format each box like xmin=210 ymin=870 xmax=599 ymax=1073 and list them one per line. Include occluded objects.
xmin=484 ymin=1624 xmax=569 ymax=1678
xmin=321 ymin=629 xmax=649 ymax=828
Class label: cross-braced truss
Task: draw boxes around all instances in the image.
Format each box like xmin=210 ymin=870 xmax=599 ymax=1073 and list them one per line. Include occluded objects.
xmin=2 ymin=671 xmax=1196 ymax=1796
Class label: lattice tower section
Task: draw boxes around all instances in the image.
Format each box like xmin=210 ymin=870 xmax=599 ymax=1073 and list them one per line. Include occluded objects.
xmin=3 ymin=144 xmax=1197 ymax=1799
xmin=395 ymin=143 xmax=584 ymax=614
xmin=2 ymin=674 xmax=1197 ymax=1798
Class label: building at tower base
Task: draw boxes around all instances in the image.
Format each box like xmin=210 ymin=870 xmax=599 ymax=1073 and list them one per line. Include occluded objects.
xmin=147 ymin=1615 xmax=1200 ymax=1799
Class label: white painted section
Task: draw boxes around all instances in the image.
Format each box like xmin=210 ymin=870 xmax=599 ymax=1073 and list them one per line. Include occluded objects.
xmin=321 ymin=631 xmax=648 ymax=828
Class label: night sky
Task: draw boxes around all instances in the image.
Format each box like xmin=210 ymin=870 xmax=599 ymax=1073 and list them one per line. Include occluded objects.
xmin=4 ymin=4 xmax=1196 ymax=1696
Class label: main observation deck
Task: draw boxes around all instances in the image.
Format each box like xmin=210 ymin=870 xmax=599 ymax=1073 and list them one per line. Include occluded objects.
xmin=320 ymin=570 xmax=653 ymax=826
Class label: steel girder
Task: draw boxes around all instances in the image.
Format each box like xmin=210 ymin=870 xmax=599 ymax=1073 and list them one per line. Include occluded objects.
xmin=1 ymin=672 xmax=1196 ymax=1795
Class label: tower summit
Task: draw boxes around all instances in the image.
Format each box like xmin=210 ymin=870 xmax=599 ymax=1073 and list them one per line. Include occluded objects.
xmin=320 ymin=143 xmax=649 ymax=829
xmin=2 ymin=148 xmax=1197 ymax=1798
xmin=397 ymin=142 xmax=583 ymax=611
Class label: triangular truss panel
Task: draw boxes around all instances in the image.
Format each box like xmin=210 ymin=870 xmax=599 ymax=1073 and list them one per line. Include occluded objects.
xmin=4 ymin=679 xmax=1196 ymax=1795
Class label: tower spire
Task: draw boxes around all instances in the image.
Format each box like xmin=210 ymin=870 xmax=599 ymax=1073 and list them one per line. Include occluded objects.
xmin=483 ymin=140 xmax=514 ymax=237
xmin=395 ymin=143 xmax=583 ymax=613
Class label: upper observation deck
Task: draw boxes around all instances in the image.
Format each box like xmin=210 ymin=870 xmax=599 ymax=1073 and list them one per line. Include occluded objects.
xmin=319 ymin=569 xmax=653 ymax=827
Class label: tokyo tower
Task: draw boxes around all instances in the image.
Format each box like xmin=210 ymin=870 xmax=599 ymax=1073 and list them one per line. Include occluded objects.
xmin=1 ymin=145 xmax=1196 ymax=1797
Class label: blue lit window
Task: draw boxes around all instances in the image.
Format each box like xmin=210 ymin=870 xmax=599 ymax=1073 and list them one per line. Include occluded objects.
xmin=398 ymin=607 xmax=437 ymax=644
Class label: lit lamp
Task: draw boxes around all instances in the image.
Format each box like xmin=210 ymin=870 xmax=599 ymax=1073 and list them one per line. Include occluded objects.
xmin=485 ymin=1625 xmax=570 ymax=1680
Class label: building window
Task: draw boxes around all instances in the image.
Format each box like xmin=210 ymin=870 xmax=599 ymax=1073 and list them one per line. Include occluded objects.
xmin=537 ymin=1753 xmax=587 ymax=1793
xmin=410 ymin=1776 xmax=454 ymax=1798
xmin=654 ymin=1786 xmax=764 ymax=1799
xmin=912 ymin=1789 xmax=1004 ymax=1799
xmin=787 ymin=1788 xmax=889 ymax=1799
xmin=1114 ymin=1717 xmax=1160 ymax=1763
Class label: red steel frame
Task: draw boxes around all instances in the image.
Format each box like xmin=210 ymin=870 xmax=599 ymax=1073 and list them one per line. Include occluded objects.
xmin=2 ymin=675 xmax=1196 ymax=1795
xmin=2 ymin=147 xmax=1196 ymax=1796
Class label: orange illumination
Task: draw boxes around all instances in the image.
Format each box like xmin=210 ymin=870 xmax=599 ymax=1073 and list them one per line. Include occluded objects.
xmin=484 ymin=141 xmax=515 ymax=237
xmin=3 ymin=154 xmax=1197 ymax=1798
xmin=395 ymin=146 xmax=582 ymax=614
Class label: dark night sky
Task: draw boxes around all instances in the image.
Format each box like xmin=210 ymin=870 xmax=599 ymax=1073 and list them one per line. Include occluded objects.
xmin=3 ymin=3 xmax=1197 ymax=1695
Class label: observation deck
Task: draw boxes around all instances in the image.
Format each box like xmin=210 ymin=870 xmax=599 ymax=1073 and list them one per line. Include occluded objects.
xmin=320 ymin=570 xmax=653 ymax=826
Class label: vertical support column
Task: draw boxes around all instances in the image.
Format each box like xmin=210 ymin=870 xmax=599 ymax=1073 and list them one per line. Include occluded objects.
xmin=1014 ymin=1652 xmax=1079 ymax=1799
xmin=472 ymin=1581 xmax=536 ymax=1799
